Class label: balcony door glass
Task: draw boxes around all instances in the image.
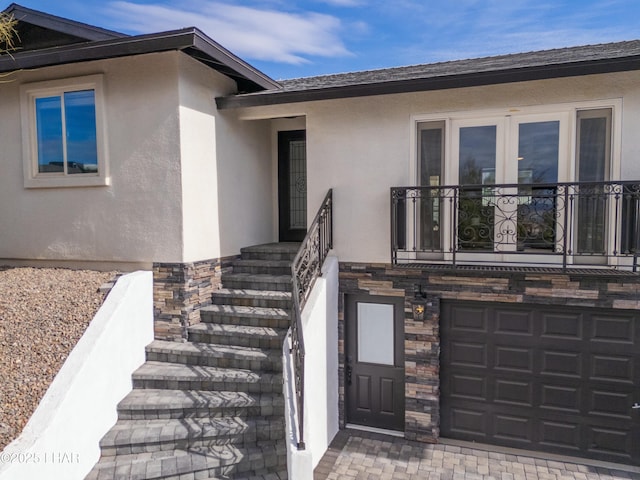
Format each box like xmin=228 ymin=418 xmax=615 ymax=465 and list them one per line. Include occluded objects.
xmin=418 ymin=122 xmax=444 ymax=251
xmin=576 ymin=109 xmax=611 ymax=255
xmin=515 ymin=120 xmax=560 ymax=251
xmin=457 ymin=124 xmax=498 ymax=250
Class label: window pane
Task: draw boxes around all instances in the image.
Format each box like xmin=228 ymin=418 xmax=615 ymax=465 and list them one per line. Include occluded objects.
xmin=35 ymin=96 xmax=64 ymax=173
xmin=517 ymin=121 xmax=559 ymax=250
xmin=518 ymin=121 xmax=559 ymax=184
xmin=419 ymin=123 xmax=444 ymax=251
xmin=357 ymin=303 xmax=394 ymax=365
xmin=64 ymin=90 xmax=98 ymax=174
xmin=458 ymin=125 xmax=496 ymax=250
xmin=576 ymin=110 xmax=611 ymax=254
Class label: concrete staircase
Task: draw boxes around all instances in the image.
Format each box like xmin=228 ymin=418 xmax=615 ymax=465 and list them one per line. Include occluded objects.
xmin=86 ymin=243 xmax=299 ymax=480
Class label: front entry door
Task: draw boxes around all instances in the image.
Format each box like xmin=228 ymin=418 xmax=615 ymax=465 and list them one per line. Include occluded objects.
xmin=278 ymin=130 xmax=307 ymax=242
xmin=346 ymin=295 xmax=405 ymax=431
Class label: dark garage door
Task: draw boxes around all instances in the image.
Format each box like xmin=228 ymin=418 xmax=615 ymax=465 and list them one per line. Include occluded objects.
xmin=441 ymin=301 xmax=640 ymax=466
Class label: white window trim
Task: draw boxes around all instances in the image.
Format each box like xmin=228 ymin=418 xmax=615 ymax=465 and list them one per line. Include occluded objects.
xmin=20 ymin=74 xmax=110 ymax=188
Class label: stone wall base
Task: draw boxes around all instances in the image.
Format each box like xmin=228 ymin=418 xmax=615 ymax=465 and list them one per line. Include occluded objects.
xmin=153 ymin=256 xmax=236 ymax=341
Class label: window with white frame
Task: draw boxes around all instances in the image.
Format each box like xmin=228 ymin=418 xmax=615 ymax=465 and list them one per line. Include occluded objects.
xmin=413 ymin=102 xmax=622 ymax=260
xmin=20 ymin=75 xmax=109 ymax=188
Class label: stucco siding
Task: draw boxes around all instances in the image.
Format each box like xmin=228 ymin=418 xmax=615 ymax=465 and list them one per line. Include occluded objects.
xmin=239 ymin=70 xmax=640 ymax=264
xmin=0 ymin=52 xmax=185 ymax=266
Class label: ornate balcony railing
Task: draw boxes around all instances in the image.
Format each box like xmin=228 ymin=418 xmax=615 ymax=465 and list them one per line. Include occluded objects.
xmin=391 ymin=181 xmax=640 ymax=271
xmin=290 ymin=189 xmax=333 ymax=450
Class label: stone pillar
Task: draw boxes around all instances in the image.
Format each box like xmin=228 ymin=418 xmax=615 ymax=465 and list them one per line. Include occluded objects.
xmin=152 ymin=256 xmax=235 ymax=341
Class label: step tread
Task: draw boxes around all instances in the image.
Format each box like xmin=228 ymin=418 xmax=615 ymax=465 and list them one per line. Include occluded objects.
xmin=101 ymin=416 xmax=281 ymax=446
xmin=147 ymin=340 xmax=278 ymax=361
xmin=118 ymin=389 xmax=282 ymax=411
xmin=199 ymin=304 xmax=290 ymax=319
xmin=133 ymin=362 xmax=278 ymax=383
xmin=214 ymin=288 xmax=292 ymax=300
xmin=87 ymin=443 xmax=286 ymax=480
xmin=188 ymin=323 xmax=287 ymax=338
xmin=222 ymin=273 xmax=292 ymax=282
xmin=232 ymin=259 xmax=292 ymax=267
xmin=240 ymin=242 xmax=300 ymax=254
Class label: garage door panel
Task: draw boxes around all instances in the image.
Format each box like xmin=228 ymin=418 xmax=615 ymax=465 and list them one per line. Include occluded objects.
xmin=448 ymin=305 xmax=488 ymax=332
xmin=591 ymin=315 xmax=635 ymax=344
xmin=441 ymin=301 xmax=640 ymax=466
xmin=540 ymin=384 xmax=581 ymax=413
xmin=448 ymin=407 xmax=487 ymax=438
xmin=494 ymin=346 xmax=533 ymax=372
xmin=540 ymin=312 xmax=583 ymax=339
xmin=539 ymin=421 xmax=582 ymax=450
xmin=590 ymin=355 xmax=634 ymax=384
xmin=494 ymin=309 xmax=534 ymax=336
xmin=587 ymin=427 xmax=633 ymax=462
xmin=494 ymin=414 xmax=532 ymax=444
xmin=541 ymin=351 xmax=582 ymax=378
xmin=589 ymin=390 xmax=634 ymax=420
xmin=450 ymin=374 xmax=486 ymax=400
xmin=494 ymin=379 xmax=533 ymax=406
xmin=449 ymin=341 xmax=487 ymax=367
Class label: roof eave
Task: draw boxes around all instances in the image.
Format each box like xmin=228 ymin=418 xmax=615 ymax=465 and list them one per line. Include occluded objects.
xmin=0 ymin=27 xmax=280 ymax=92
xmin=216 ymin=55 xmax=640 ymax=109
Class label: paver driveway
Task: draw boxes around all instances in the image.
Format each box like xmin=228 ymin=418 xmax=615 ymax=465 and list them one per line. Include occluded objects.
xmin=314 ymin=430 xmax=639 ymax=480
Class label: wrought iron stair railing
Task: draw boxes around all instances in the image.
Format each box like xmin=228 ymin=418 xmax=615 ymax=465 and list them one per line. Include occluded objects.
xmin=290 ymin=189 xmax=333 ymax=450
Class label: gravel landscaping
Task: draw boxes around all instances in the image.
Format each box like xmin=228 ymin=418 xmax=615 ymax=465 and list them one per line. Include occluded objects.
xmin=0 ymin=267 xmax=116 ymax=451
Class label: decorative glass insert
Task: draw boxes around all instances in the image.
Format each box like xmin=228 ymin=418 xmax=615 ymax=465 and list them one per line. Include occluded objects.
xmin=357 ymin=302 xmax=394 ymax=365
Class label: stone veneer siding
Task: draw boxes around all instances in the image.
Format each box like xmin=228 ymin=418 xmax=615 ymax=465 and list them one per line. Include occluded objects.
xmin=338 ymin=262 xmax=640 ymax=443
xmin=153 ymin=256 xmax=236 ymax=341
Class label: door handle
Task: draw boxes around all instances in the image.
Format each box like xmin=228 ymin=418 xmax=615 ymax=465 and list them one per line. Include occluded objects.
xmin=633 ymin=403 xmax=640 ymax=410
xmin=346 ymin=365 xmax=352 ymax=386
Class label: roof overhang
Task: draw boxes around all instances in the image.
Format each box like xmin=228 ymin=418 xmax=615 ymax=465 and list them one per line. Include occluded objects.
xmin=216 ymin=53 xmax=640 ymax=109
xmin=0 ymin=25 xmax=280 ymax=93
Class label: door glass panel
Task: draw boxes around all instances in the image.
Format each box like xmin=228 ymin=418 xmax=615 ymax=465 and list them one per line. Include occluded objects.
xmin=418 ymin=122 xmax=444 ymax=250
xmin=458 ymin=125 xmax=496 ymax=250
xmin=517 ymin=121 xmax=559 ymax=250
xmin=288 ymin=139 xmax=307 ymax=229
xmin=357 ymin=303 xmax=394 ymax=365
xmin=576 ymin=109 xmax=611 ymax=254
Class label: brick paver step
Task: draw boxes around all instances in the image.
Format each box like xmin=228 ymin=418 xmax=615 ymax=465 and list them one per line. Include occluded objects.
xmin=212 ymin=288 xmax=292 ymax=309
xmin=240 ymin=242 xmax=300 ymax=261
xmin=187 ymin=323 xmax=287 ymax=350
xmin=145 ymin=340 xmax=282 ymax=371
xmin=85 ymin=442 xmax=287 ymax=480
xmin=221 ymin=273 xmax=293 ymax=292
xmin=117 ymin=389 xmax=284 ymax=420
xmin=132 ymin=361 xmax=282 ymax=393
xmin=199 ymin=304 xmax=290 ymax=329
xmin=99 ymin=417 xmax=285 ymax=456
xmin=231 ymin=258 xmax=292 ymax=275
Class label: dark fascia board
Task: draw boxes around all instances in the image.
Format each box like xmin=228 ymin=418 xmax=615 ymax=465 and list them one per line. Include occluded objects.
xmin=0 ymin=26 xmax=280 ymax=92
xmin=216 ymin=54 xmax=640 ymax=109
xmin=4 ymin=3 xmax=125 ymax=41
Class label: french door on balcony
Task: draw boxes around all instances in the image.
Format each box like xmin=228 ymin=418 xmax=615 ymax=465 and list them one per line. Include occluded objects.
xmin=417 ymin=110 xmax=617 ymax=263
xmin=451 ymin=114 xmax=567 ymax=256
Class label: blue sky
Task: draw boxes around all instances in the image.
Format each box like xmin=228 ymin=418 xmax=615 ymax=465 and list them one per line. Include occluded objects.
xmin=6 ymin=0 xmax=640 ymax=80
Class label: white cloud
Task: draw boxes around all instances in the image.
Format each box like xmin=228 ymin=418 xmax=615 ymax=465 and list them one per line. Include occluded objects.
xmin=103 ymin=1 xmax=353 ymax=64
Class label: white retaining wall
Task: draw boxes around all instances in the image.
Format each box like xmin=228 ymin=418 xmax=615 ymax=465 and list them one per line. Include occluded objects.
xmin=0 ymin=270 xmax=154 ymax=480
xmin=284 ymin=256 xmax=339 ymax=480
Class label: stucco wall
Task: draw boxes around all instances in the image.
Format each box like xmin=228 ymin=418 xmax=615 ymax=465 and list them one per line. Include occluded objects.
xmin=178 ymin=56 xmax=274 ymax=262
xmin=0 ymin=52 xmax=184 ymax=267
xmin=239 ymin=70 xmax=640 ymax=264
